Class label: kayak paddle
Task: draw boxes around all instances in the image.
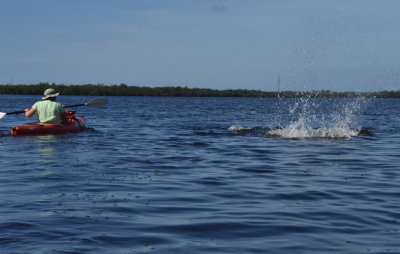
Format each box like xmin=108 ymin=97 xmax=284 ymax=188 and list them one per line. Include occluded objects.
xmin=0 ymin=97 xmax=108 ymax=119
xmin=64 ymin=97 xmax=109 ymax=108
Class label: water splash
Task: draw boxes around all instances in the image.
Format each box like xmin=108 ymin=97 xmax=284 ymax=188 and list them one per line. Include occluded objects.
xmin=268 ymin=96 xmax=366 ymax=139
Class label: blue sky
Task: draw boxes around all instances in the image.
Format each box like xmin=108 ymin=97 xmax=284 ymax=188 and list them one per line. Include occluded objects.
xmin=1 ymin=0 xmax=400 ymax=91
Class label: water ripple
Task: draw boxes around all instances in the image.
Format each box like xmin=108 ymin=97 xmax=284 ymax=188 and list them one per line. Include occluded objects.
xmin=1 ymin=96 xmax=400 ymax=253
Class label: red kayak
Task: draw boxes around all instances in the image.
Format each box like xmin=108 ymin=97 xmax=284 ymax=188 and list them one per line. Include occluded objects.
xmin=10 ymin=110 xmax=85 ymax=136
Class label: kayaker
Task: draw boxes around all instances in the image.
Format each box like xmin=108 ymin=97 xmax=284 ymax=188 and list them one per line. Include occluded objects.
xmin=25 ymin=88 xmax=66 ymax=124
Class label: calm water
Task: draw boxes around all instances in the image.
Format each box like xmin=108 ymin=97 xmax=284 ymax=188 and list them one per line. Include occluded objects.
xmin=1 ymin=95 xmax=400 ymax=253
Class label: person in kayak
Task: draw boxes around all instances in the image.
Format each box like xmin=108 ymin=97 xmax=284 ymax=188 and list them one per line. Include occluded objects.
xmin=24 ymin=88 xmax=66 ymax=124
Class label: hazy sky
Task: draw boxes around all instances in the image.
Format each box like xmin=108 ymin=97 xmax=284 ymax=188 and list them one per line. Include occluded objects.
xmin=1 ymin=0 xmax=400 ymax=91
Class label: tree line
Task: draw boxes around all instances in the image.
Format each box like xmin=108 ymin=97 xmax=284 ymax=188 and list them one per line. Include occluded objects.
xmin=0 ymin=83 xmax=399 ymax=98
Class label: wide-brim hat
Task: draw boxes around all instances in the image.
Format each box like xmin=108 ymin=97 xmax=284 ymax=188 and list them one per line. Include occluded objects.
xmin=42 ymin=88 xmax=60 ymax=100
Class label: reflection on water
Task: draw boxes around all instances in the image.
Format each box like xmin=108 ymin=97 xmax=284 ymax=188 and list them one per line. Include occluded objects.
xmin=31 ymin=135 xmax=63 ymax=174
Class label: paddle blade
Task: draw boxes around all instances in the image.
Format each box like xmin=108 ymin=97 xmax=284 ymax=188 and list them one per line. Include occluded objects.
xmin=85 ymin=97 xmax=108 ymax=108
xmin=0 ymin=112 xmax=6 ymax=119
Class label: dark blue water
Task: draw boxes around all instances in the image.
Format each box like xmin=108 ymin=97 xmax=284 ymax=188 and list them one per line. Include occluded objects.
xmin=1 ymin=95 xmax=400 ymax=253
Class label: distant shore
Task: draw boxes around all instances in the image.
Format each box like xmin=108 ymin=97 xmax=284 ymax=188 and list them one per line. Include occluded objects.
xmin=0 ymin=83 xmax=399 ymax=98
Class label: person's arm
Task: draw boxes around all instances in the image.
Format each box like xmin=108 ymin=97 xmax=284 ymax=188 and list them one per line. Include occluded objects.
xmin=25 ymin=108 xmax=36 ymax=118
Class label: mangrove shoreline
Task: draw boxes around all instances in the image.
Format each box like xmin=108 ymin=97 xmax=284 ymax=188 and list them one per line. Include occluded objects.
xmin=0 ymin=83 xmax=399 ymax=98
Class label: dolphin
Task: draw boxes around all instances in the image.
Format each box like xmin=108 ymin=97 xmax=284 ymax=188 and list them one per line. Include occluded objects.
xmin=228 ymin=124 xmax=251 ymax=133
xmin=357 ymin=128 xmax=373 ymax=136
